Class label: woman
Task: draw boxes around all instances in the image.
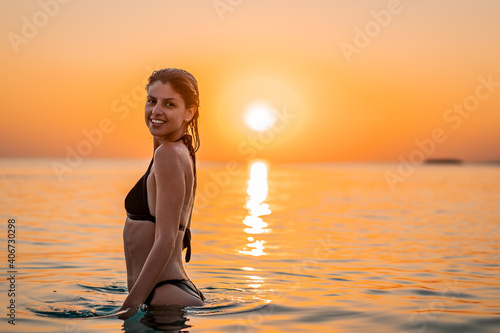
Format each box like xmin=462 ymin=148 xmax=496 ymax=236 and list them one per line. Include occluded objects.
xmin=119 ymin=68 xmax=204 ymax=311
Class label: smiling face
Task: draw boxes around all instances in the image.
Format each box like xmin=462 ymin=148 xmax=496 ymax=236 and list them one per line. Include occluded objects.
xmin=145 ymin=81 xmax=195 ymax=143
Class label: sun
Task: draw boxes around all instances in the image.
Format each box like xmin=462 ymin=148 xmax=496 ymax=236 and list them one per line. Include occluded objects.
xmin=243 ymin=102 xmax=276 ymax=131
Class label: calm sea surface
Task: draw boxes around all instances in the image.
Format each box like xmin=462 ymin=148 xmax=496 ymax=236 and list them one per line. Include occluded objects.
xmin=0 ymin=157 xmax=499 ymax=333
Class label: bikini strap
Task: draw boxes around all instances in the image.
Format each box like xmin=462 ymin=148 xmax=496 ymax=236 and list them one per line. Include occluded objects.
xmin=183 ymin=228 xmax=192 ymax=262
xmin=143 ymin=158 xmax=154 ymax=219
xmin=179 ymin=134 xmax=196 ymax=263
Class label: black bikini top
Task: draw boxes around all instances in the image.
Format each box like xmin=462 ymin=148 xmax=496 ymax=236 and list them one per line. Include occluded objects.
xmin=124 ymin=135 xmax=197 ymax=262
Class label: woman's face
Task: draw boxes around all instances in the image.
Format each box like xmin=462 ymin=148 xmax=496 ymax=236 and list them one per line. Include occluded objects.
xmin=145 ymin=81 xmax=194 ymax=142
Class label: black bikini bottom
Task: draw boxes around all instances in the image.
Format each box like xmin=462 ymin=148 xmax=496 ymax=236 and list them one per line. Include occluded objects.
xmin=144 ymin=279 xmax=205 ymax=306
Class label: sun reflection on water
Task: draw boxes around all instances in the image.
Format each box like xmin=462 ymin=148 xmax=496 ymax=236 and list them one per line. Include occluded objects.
xmin=239 ymin=161 xmax=271 ymax=256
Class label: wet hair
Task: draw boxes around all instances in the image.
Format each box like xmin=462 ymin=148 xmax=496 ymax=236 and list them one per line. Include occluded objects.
xmin=146 ymin=68 xmax=200 ymax=153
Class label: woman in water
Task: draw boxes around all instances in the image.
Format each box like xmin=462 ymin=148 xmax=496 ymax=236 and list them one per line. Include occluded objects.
xmin=119 ymin=68 xmax=204 ymax=311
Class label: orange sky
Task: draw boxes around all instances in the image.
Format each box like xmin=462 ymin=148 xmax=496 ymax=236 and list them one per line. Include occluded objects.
xmin=1 ymin=0 xmax=499 ymax=163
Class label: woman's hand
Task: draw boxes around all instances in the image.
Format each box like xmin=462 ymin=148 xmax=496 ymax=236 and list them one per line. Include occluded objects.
xmin=119 ymin=293 xmax=142 ymax=314
xmin=117 ymin=305 xmax=141 ymax=320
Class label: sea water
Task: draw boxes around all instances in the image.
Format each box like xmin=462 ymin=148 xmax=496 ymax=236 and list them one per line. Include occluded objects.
xmin=0 ymin=157 xmax=499 ymax=332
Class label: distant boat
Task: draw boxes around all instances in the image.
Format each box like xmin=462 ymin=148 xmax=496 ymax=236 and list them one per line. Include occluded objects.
xmin=424 ymin=158 xmax=463 ymax=165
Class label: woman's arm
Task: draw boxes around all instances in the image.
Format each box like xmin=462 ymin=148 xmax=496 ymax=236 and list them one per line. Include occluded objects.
xmin=123 ymin=243 xmax=134 ymax=292
xmin=119 ymin=143 xmax=186 ymax=310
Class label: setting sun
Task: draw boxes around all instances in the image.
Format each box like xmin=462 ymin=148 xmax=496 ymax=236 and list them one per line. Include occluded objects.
xmin=243 ymin=102 xmax=277 ymax=131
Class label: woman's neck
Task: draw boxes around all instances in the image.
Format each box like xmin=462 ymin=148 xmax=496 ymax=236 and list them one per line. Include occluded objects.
xmin=153 ymin=133 xmax=185 ymax=151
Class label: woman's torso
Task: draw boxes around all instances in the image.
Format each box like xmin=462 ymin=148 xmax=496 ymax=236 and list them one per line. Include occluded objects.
xmin=123 ymin=142 xmax=194 ymax=291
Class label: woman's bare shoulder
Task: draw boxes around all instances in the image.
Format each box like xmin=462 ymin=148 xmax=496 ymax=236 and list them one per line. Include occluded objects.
xmin=153 ymin=141 xmax=190 ymax=176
